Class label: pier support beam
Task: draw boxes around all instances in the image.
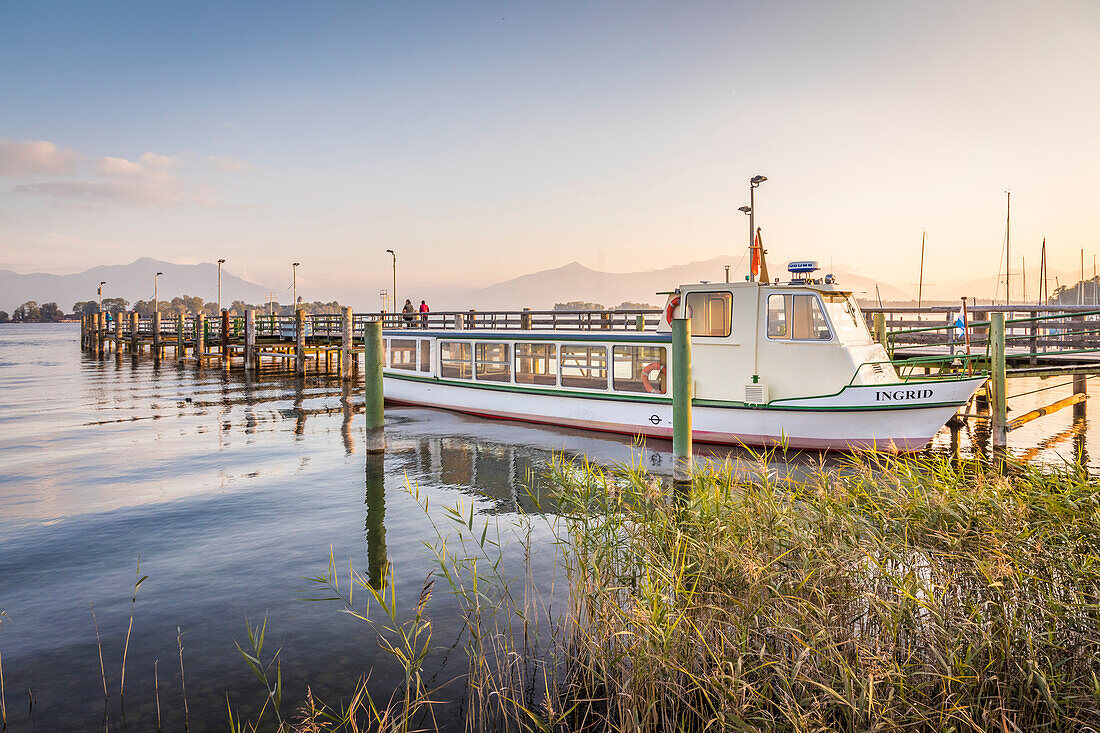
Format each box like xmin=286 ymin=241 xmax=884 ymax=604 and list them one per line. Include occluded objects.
xmin=114 ymin=313 xmax=123 ymax=352
xmin=195 ymin=312 xmax=205 ymax=363
xmin=129 ymin=312 xmax=139 ymax=353
xmin=990 ymin=312 xmax=1007 ymax=449
xmin=221 ymin=309 xmax=230 ymax=369
xmin=177 ymin=314 xmax=185 ymax=360
xmin=92 ymin=312 xmax=103 ymax=354
xmin=672 ymin=317 xmax=693 ymax=484
xmin=295 ymin=309 xmax=306 ymax=376
xmin=363 ymin=320 xmax=385 ymax=453
xmin=1074 ymin=373 xmax=1088 ymax=419
xmin=80 ymin=314 xmax=88 ymax=351
xmin=153 ymin=311 xmax=162 ymax=362
xmin=341 ymin=306 xmax=353 ymax=379
xmin=244 ymin=310 xmax=256 ymax=372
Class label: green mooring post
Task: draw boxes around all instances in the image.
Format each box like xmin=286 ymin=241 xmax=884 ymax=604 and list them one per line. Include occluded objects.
xmin=672 ymin=318 xmax=693 ymax=484
xmin=364 ymin=320 xmax=385 ymax=452
xmin=176 ymin=314 xmax=185 ymax=360
xmin=635 ymin=314 xmax=645 ymax=331
xmin=990 ymin=312 xmax=1007 ymax=449
xmin=873 ymin=312 xmax=887 ymax=351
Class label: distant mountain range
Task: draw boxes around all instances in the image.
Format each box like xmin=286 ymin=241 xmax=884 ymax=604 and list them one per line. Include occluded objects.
xmin=2 ymin=255 xmax=921 ymax=314
xmin=0 ymin=258 xmax=273 ymax=313
xmin=453 ymin=256 xmax=912 ymax=310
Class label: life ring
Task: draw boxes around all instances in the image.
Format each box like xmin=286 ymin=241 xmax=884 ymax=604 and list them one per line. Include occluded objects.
xmin=664 ymin=295 xmax=680 ymax=326
xmin=641 ymin=362 xmax=666 ymax=393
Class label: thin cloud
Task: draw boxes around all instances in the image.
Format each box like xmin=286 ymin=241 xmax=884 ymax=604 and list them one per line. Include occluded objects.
xmin=0 ymin=139 xmax=81 ymax=176
xmin=207 ymin=154 xmax=253 ymax=172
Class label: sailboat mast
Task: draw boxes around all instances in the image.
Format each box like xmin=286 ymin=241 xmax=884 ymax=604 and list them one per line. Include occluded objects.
xmin=917 ymin=231 xmax=926 ymax=310
xmin=1004 ymin=191 xmax=1011 ymax=305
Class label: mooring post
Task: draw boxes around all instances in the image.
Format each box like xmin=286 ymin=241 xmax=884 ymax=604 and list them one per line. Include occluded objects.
xmin=1073 ymin=373 xmax=1088 ymax=419
xmin=990 ymin=312 xmax=1007 ymax=449
xmin=95 ymin=312 xmax=105 ymax=354
xmin=1028 ymin=313 xmax=1038 ymax=366
xmin=195 ymin=312 xmax=205 ymax=362
xmin=176 ymin=314 xmax=185 ymax=360
xmin=295 ymin=309 xmax=306 ymax=376
xmin=521 ymin=308 xmax=532 ymax=330
xmin=129 ymin=311 xmax=139 ymax=353
xmin=80 ymin=313 xmax=88 ymax=350
xmin=244 ymin=309 xmax=256 ymax=372
xmin=221 ymin=309 xmax=230 ymax=368
xmin=454 ymin=313 xmax=465 ymax=330
xmin=872 ymin=312 xmax=887 ymax=353
xmin=153 ymin=311 xmax=162 ymax=362
xmin=364 ymin=320 xmax=385 ymax=453
xmin=114 ymin=313 xmax=123 ymax=352
xmin=672 ymin=317 xmax=693 ymax=485
xmin=635 ymin=314 xmax=645 ymax=331
xmin=340 ymin=306 xmax=353 ymax=379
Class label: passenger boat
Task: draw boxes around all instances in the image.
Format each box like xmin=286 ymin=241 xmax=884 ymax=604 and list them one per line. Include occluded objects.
xmin=380 ymin=262 xmax=985 ymax=452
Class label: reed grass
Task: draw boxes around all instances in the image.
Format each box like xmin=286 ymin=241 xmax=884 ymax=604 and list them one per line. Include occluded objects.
xmin=244 ymin=450 xmax=1100 ymax=732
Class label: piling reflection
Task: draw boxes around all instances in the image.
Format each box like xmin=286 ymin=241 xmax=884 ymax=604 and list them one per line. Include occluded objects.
xmin=364 ymin=452 xmax=388 ymax=590
xmin=341 ymin=380 xmax=355 ymax=455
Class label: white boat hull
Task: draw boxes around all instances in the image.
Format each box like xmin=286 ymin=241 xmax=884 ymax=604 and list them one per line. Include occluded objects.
xmin=382 ymin=374 xmax=985 ymax=452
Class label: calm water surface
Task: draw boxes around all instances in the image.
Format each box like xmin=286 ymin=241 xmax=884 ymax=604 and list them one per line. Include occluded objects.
xmin=0 ymin=323 xmax=1093 ymax=730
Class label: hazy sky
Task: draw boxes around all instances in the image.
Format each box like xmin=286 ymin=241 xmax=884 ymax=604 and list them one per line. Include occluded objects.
xmin=2 ymin=0 xmax=1097 ymax=301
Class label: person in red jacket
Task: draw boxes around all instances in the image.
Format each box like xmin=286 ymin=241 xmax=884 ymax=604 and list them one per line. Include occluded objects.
xmin=418 ymin=300 xmax=429 ymax=328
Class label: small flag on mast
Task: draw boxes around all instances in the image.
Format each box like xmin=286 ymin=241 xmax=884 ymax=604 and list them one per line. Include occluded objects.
xmin=755 ymin=228 xmax=769 ymax=284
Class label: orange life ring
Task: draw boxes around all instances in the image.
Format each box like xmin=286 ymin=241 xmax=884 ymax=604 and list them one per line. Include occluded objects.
xmin=664 ymin=295 xmax=680 ymax=326
xmin=641 ymin=362 xmax=666 ymax=393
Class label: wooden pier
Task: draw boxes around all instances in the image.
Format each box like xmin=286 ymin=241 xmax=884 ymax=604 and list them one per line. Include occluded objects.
xmin=79 ymin=302 xmax=1100 ymax=452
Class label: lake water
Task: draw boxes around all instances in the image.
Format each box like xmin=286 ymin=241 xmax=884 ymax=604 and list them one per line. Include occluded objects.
xmin=0 ymin=323 xmax=1093 ymax=730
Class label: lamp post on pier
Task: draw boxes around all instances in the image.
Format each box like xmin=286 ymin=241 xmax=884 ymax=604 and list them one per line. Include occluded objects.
xmin=292 ymin=262 xmax=301 ymax=307
xmin=154 ymin=272 xmax=162 ymax=314
xmin=385 ymin=249 xmax=397 ymax=316
xmin=97 ymin=281 xmax=106 ymax=314
xmin=217 ymin=258 xmax=226 ymax=313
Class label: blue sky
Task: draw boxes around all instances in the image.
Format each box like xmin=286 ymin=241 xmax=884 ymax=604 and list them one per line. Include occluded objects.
xmin=2 ymin=0 xmax=1098 ymax=303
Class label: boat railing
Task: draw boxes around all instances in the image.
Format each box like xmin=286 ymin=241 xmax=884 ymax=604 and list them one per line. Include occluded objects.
xmin=353 ymin=309 xmax=664 ymax=332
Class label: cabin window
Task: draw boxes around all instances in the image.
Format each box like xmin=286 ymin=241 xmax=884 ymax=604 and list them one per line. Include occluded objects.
xmin=440 ymin=341 xmax=473 ymax=379
xmin=419 ymin=340 xmax=432 ymax=371
xmin=820 ymin=293 xmax=868 ymax=343
xmin=613 ymin=345 xmax=667 ymax=394
xmin=767 ymin=294 xmax=832 ymax=341
xmin=685 ymin=291 xmax=732 ymax=337
xmin=390 ymin=338 xmax=417 ymax=370
xmin=475 ymin=343 xmax=511 ymax=382
xmin=515 ymin=343 xmax=557 ymax=386
xmin=560 ymin=345 xmax=608 ymax=390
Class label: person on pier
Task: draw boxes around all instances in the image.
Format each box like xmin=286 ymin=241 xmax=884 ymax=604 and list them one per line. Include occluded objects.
xmin=402 ymin=299 xmax=416 ymax=327
xmin=419 ymin=299 xmax=429 ymax=327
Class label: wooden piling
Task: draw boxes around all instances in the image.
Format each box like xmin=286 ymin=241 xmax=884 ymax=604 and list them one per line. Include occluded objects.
xmin=176 ymin=314 xmax=185 ymax=360
xmin=221 ymin=310 xmax=230 ymax=368
xmin=521 ymin=308 xmax=532 ymax=330
xmin=1073 ymin=373 xmax=1088 ymax=419
xmin=635 ymin=314 xmax=645 ymax=331
xmin=295 ymin=309 xmax=306 ymax=376
xmin=195 ymin=312 xmax=205 ymax=362
xmin=873 ymin=313 xmax=887 ymax=352
xmin=80 ymin=313 xmax=88 ymax=350
xmin=153 ymin=311 xmax=162 ymax=362
xmin=95 ymin=312 xmax=105 ymax=354
xmin=455 ymin=313 xmax=465 ymax=329
xmin=990 ymin=312 xmax=1007 ymax=449
xmin=363 ymin=320 xmax=385 ymax=453
xmin=114 ymin=313 xmax=123 ymax=352
xmin=129 ymin=312 xmax=139 ymax=353
xmin=340 ymin=306 xmax=353 ymax=379
xmin=672 ymin=318 xmax=693 ymax=484
xmin=244 ymin=310 xmax=256 ymax=372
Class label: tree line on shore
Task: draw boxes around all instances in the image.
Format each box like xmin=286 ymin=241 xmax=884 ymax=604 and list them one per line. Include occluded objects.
xmin=1 ymin=296 xmax=348 ymax=323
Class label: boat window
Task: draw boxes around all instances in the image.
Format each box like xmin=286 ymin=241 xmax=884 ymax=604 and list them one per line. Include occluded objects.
xmin=475 ymin=343 xmax=511 ymax=382
xmin=440 ymin=341 xmax=473 ymax=379
xmin=515 ymin=343 xmax=557 ymax=386
xmin=419 ymin=339 xmax=432 ymax=371
xmin=767 ymin=294 xmax=832 ymax=340
xmin=560 ymin=345 xmax=608 ymax=390
xmin=685 ymin=291 xmax=732 ymax=337
xmin=820 ymin=293 xmax=869 ymax=343
xmin=390 ymin=338 xmax=417 ymax=370
xmin=613 ymin=345 xmax=667 ymax=394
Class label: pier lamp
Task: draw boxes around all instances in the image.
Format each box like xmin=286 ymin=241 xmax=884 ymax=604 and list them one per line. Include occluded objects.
xmin=386 ymin=249 xmax=396 ymax=315
xmin=97 ymin=281 xmax=106 ymax=314
xmin=748 ymin=175 xmax=767 ymax=282
xmin=217 ymin=258 xmax=226 ymax=313
xmin=738 ymin=206 xmax=752 ymax=279
xmin=154 ymin=272 xmax=162 ymax=314
xmin=292 ymin=262 xmax=301 ymax=308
